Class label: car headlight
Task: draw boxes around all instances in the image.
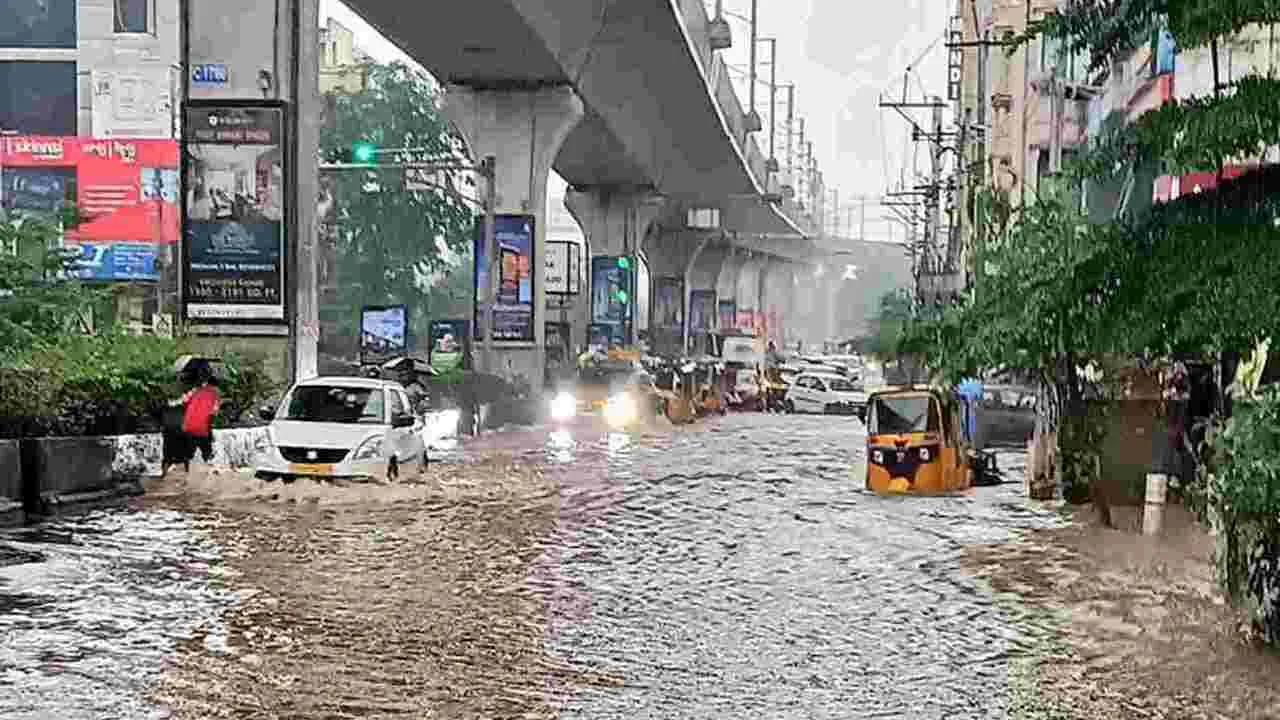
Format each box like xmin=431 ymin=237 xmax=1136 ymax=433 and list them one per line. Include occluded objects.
xmin=919 ymin=447 xmax=931 ymax=461
xmin=351 ymin=436 xmax=384 ymax=462
xmin=872 ymin=449 xmax=884 ymax=464
xmin=604 ymin=393 xmax=636 ymax=426
xmin=550 ymin=392 xmax=576 ymax=421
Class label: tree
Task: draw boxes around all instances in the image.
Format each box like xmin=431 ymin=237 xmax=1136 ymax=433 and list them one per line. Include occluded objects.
xmin=319 ymin=62 xmax=476 ymax=345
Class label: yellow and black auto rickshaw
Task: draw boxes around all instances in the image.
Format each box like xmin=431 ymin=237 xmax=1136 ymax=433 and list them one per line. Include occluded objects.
xmin=864 ymin=385 xmax=972 ymax=494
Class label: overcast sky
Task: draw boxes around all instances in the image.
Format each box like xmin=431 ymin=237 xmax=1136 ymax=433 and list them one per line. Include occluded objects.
xmin=319 ymin=0 xmax=949 ymax=241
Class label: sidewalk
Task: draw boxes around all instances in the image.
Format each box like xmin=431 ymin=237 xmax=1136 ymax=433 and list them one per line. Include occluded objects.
xmin=965 ymin=504 xmax=1280 ymax=720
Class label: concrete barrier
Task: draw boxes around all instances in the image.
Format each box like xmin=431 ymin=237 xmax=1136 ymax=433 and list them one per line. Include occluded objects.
xmin=22 ymin=436 xmax=142 ymax=509
xmin=0 ymin=439 xmax=22 ymax=523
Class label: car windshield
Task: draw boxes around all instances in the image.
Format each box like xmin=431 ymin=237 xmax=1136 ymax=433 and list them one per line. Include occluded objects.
xmin=871 ymin=395 xmax=937 ymax=434
xmin=826 ymin=377 xmax=859 ymax=392
xmin=283 ymin=385 xmax=385 ymax=424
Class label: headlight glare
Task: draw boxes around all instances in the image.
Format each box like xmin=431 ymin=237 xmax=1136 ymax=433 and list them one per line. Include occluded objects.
xmin=550 ymin=392 xmax=576 ymax=421
xmin=872 ymin=449 xmax=884 ymax=464
xmin=919 ymin=447 xmax=931 ymax=461
xmin=604 ymin=394 xmax=635 ymax=427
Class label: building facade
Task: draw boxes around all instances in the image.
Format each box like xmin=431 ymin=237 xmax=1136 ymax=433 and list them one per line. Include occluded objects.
xmin=319 ymin=18 xmax=369 ymax=95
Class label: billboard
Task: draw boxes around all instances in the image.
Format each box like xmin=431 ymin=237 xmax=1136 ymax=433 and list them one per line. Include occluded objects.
xmin=473 ymin=214 xmax=535 ymax=342
xmin=545 ymin=240 xmax=581 ymax=295
xmin=689 ymin=290 xmax=716 ymax=332
xmin=429 ymin=318 xmax=468 ymax=369
xmin=69 ymin=242 xmax=159 ymax=282
xmin=181 ymin=101 xmax=287 ymax=322
xmin=591 ymin=256 xmax=632 ymax=346
xmin=653 ymin=276 xmax=684 ymax=330
xmin=0 ymin=136 xmax=180 ymax=242
xmin=360 ymin=305 xmax=408 ymax=364
xmin=718 ymin=300 xmax=736 ymax=331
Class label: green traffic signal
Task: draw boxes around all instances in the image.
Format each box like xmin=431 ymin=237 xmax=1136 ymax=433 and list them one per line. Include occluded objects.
xmin=352 ymin=141 xmax=377 ymax=164
xmin=613 ymin=289 xmax=629 ymax=304
xmin=616 ymin=256 xmax=631 ymax=270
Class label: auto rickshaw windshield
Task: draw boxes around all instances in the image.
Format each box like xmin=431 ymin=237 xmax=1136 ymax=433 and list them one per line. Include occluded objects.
xmin=869 ymin=395 xmax=939 ymax=435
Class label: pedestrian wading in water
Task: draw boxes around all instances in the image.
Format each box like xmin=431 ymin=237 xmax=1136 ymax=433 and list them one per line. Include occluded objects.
xmin=165 ymin=368 xmax=222 ymax=474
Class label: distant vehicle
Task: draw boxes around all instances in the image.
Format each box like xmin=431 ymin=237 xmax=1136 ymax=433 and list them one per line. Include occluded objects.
xmin=785 ymin=372 xmax=867 ymax=415
xmin=254 ymin=376 xmax=427 ymax=482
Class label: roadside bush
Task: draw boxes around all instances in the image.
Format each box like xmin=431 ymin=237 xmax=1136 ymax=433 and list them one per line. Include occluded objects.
xmin=0 ymin=333 xmax=278 ymax=438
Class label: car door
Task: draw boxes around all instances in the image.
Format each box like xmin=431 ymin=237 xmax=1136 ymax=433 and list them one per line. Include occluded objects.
xmin=791 ymin=376 xmax=813 ymax=412
xmin=811 ymin=377 xmax=831 ymax=412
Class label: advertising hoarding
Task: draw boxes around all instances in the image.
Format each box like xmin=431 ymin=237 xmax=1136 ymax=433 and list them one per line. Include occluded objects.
xmin=473 ymin=214 xmax=536 ymax=342
xmin=590 ymin=255 xmax=632 ymax=346
xmin=360 ymin=304 xmax=408 ymax=364
xmin=181 ymin=101 xmax=287 ymax=323
xmin=545 ymin=240 xmax=581 ymax=295
xmin=70 ymin=242 xmax=159 ymax=281
xmin=689 ymin=290 xmax=716 ymax=332
xmin=717 ymin=300 xmax=736 ymax=332
xmin=653 ymin=276 xmax=684 ymax=330
xmin=0 ymin=136 xmax=179 ymax=242
xmin=429 ymin=318 xmax=468 ymax=369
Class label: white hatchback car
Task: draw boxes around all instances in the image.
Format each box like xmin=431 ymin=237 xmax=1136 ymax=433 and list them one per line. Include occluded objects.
xmin=785 ymin=372 xmax=868 ymax=416
xmin=254 ymin=376 xmax=427 ymax=481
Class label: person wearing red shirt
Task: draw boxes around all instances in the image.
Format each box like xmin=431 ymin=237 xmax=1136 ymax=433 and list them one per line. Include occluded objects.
xmin=176 ymin=370 xmax=222 ymax=469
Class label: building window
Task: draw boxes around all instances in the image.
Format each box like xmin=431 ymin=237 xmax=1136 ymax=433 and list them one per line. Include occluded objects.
xmin=0 ymin=0 xmax=76 ymax=48
xmin=0 ymin=61 xmax=77 ymax=136
xmin=114 ymin=0 xmax=150 ymax=34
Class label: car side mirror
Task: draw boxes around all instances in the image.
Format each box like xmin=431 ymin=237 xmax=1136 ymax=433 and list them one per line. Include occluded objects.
xmin=392 ymin=412 xmax=416 ymax=428
xmin=259 ymin=405 xmax=276 ymax=421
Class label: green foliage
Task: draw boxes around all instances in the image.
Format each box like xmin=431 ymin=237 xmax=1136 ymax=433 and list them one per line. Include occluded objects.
xmin=859 ymin=289 xmax=913 ymax=359
xmin=320 ymin=61 xmax=476 ymax=340
xmin=0 ymin=217 xmax=100 ymax=352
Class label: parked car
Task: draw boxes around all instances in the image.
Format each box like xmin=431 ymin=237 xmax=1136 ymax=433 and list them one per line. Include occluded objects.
xmin=254 ymin=376 xmax=427 ymax=482
xmin=784 ymin=372 xmax=868 ymax=415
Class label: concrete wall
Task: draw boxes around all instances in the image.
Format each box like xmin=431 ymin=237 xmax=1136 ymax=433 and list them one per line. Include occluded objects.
xmin=76 ymin=0 xmax=181 ymax=137
xmin=0 ymin=440 xmax=21 ymax=520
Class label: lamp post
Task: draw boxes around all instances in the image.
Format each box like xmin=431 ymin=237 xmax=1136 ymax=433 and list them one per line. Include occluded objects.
xmin=745 ymin=0 xmax=762 ymax=132
xmin=765 ymin=38 xmax=778 ymax=170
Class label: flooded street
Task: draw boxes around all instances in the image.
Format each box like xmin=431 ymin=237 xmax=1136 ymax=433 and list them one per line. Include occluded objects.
xmin=2 ymin=414 xmax=1066 ymax=718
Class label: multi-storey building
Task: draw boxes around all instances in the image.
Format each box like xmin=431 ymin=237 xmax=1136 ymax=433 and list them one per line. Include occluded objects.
xmin=319 ymin=18 xmax=370 ymax=96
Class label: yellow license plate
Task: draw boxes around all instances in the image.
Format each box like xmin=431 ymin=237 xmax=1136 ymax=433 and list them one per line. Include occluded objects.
xmin=288 ymin=463 xmax=334 ymax=475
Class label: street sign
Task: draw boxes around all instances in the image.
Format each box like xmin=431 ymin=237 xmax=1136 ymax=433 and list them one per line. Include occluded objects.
xmin=191 ymin=64 xmax=228 ymax=87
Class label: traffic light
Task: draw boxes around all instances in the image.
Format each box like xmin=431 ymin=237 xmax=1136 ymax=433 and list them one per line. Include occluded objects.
xmin=612 ymin=288 xmax=629 ymax=304
xmin=615 ymin=256 xmax=631 ymax=270
xmin=352 ymin=141 xmax=377 ymax=164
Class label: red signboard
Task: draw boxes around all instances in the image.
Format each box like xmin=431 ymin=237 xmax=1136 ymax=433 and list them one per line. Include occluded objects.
xmin=1153 ymin=164 xmax=1253 ymax=204
xmin=0 ymin=136 xmax=179 ymax=244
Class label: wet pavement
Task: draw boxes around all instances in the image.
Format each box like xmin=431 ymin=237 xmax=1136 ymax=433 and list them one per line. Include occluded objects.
xmin=0 ymin=412 xmax=1069 ymax=719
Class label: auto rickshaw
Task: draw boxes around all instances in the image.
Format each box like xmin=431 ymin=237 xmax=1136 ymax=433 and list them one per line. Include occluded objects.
xmin=657 ymin=360 xmax=698 ymax=425
xmin=694 ymin=359 xmax=728 ymax=416
xmin=864 ymin=385 xmax=972 ymax=494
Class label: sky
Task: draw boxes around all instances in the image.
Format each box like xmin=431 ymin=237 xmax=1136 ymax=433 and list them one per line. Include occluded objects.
xmin=318 ymin=0 xmax=951 ymax=242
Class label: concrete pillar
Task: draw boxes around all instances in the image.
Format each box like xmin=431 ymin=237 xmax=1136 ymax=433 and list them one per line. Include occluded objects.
xmin=184 ymin=0 xmax=321 ymax=383
xmin=736 ymin=255 xmax=767 ymax=332
xmin=715 ymin=248 xmax=747 ymax=326
xmin=687 ymin=242 xmax=729 ymax=355
xmin=762 ymin=260 xmax=796 ymax=348
xmin=642 ymin=228 xmax=710 ymax=355
xmin=442 ymin=85 xmax=584 ymax=391
xmin=563 ymin=187 xmax=665 ymax=347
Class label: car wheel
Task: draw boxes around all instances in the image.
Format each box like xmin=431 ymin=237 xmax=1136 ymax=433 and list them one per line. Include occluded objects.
xmin=386 ymin=456 xmax=399 ymax=482
xmin=420 ymin=449 xmax=429 ymax=473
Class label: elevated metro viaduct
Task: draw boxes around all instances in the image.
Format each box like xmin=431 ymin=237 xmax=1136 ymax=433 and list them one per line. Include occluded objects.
xmin=184 ymin=0 xmax=837 ymax=389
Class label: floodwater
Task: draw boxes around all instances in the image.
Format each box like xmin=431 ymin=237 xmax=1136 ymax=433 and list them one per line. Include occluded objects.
xmin=0 ymin=413 xmax=1065 ymax=719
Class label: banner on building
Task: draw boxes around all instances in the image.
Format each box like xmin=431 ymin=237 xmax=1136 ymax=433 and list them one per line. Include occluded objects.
xmin=360 ymin=304 xmax=408 ymax=365
xmin=689 ymin=290 xmax=716 ymax=332
xmin=91 ymin=68 xmax=175 ymax=139
xmin=181 ymin=101 xmax=288 ymax=323
xmin=473 ymin=213 xmax=536 ymax=342
xmin=717 ymin=300 xmax=736 ymax=331
xmin=70 ymin=242 xmax=160 ymax=281
xmin=0 ymin=136 xmax=179 ymax=243
xmin=590 ymin=256 xmax=632 ymax=345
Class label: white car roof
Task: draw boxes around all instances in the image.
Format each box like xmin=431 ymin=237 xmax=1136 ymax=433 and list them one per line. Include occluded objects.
xmin=293 ymin=376 xmax=406 ymax=391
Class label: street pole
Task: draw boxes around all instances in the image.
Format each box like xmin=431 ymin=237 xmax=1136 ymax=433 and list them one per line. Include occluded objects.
xmin=481 ymin=156 xmax=497 ymax=375
xmin=767 ymin=38 xmax=778 ymax=161
xmin=932 ymin=96 xmax=944 ymax=277
xmin=1020 ymin=0 xmax=1031 ymax=207
xmin=785 ymin=84 xmax=795 ymax=183
xmin=748 ymin=0 xmax=758 ymax=120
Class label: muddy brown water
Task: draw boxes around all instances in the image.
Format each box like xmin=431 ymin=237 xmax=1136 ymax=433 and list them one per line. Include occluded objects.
xmin=5 ymin=414 xmax=1082 ymax=718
